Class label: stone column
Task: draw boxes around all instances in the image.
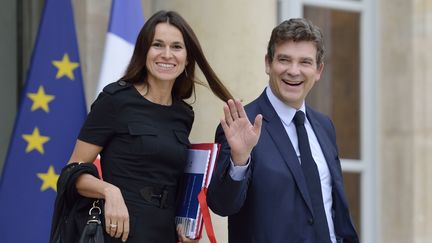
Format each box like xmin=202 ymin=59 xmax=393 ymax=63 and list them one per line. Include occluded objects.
xmin=73 ymin=0 xmax=110 ymax=107
xmin=412 ymin=0 xmax=432 ymax=242
xmin=380 ymin=0 xmax=432 ymax=242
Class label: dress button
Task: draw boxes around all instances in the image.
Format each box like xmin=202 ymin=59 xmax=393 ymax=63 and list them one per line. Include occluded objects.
xmin=308 ymin=218 xmax=314 ymax=225
xmin=118 ymin=80 xmax=127 ymax=86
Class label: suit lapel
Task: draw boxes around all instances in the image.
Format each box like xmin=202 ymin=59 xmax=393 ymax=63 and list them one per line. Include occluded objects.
xmin=306 ymin=108 xmax=342 ymax=183
xmin=257 ymin=92 xmax=314 ymax=213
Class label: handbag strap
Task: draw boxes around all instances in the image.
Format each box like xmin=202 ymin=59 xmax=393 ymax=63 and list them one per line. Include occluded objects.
xmin=87 ymin=200 xmax=102 ymax=224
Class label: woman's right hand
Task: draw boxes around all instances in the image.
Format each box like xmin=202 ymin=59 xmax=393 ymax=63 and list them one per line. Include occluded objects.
xmin=68 ymin=140 xmax=130 ymax=241
xmin=104 ymin=186 xmax=130 ymax=242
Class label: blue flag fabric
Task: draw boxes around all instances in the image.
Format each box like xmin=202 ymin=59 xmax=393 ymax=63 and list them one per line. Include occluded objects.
xmin=0 ymin=0 xmax=86 ymax=242
xmin=109 ymin=0 xmax=144 ymax=43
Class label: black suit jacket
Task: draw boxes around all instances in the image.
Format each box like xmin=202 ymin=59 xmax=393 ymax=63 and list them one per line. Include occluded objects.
xmin=207 ymin=90 xmax=359 ymax=243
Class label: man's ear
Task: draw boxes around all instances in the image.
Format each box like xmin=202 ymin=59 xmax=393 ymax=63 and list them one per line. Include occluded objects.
xmin=315 ymin=62 xmax=324 ymax=81
xmin=265 ymin=55 xmax=271 ymax=75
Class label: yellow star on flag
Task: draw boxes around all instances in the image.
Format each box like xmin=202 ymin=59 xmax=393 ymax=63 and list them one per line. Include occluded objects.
xmin=22 ymin=127 xmax=50 ymax=154
xmin=37 ymin=165 xmax=59 ymax=192
xmin=52 ymin=53 xmax=79 ymax=80
xmin=27 ymin=86 xmax=55 ymax=112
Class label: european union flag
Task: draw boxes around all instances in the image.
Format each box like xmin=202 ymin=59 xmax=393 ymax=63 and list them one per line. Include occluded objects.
xmin=0 ymin=0 xmax=86 ymax=242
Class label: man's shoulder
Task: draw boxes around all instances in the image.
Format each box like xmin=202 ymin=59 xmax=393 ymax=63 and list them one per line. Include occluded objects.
xmin=243 ymin=96 xmax=262 ymax=118
xmin=244 ymin=99 xmax=259 ymax=110
xmin=306 ymin=105 xmax=336 ymax=135
xmin=244 ymin=90 xmax=267 ymax=113
xmin=306 ymin=105 xmax=331 ymax=122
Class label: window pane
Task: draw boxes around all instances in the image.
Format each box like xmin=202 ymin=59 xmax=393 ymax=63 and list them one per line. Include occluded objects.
xmin=304 ymin=6 xmax=361 ymax=160
xmin=342 ymin=172 xmax=361 ymax=237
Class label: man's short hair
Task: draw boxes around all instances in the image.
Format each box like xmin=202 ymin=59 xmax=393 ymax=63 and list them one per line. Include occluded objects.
xmin=266 ymin=18 xmax=325 ymax=65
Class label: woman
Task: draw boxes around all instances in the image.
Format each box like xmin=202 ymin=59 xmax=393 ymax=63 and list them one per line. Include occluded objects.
xmin=67 ymin=10 xmax=233 ymax=242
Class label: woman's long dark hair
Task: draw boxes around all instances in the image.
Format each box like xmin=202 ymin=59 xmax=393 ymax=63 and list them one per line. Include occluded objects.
xmin=121 ymin=10 xmax=233 ymax=102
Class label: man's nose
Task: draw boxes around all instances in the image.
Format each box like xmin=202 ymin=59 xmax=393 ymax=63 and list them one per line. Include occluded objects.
xmin=286 ymin=63 xmax=301 ymax=76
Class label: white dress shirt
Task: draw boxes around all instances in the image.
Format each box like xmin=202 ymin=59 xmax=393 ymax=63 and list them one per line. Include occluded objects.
xmin=229 ymin=87 xmax=336 ymax=243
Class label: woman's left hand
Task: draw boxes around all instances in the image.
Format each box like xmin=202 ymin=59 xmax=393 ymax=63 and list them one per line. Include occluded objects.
xmin=176 ymin=224 xmax=200 ymax=243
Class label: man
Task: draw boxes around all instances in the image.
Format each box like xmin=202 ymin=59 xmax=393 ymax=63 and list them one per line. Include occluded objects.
xmin=207 ymin=18 xmax=359 ymax=243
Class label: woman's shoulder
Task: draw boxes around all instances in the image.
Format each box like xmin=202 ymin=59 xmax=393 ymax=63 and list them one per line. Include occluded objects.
xmin=92 ymin=80 xmax=134 ymax=105
xmin=102 ymin=80 xmax=132 ymax=95
xmin=176 ymin=100 xmax=194 ymax=115
xmin=178 ymin=100 xmax=193 ymax=111
xmin=173 ymin=100 xmax=194 ymax=126
xmin=90 ymin=80 xmax=132 ymax=110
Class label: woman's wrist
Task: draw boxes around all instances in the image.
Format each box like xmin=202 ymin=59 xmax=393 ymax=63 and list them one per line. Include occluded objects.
xmin=103 ymin=183 xmax=120 ymax=199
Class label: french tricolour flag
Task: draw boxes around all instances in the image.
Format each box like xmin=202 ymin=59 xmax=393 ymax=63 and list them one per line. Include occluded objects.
xmin=95 ymin=0 xmax=144 ymax=96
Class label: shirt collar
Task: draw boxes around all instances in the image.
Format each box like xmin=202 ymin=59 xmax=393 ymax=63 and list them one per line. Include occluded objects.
xmin=265 ymin=86 xmax=306 ymax=126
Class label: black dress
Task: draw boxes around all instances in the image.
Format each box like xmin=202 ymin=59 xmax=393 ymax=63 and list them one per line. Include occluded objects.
xmin=78 ymin=81 xmax=194 ymax=243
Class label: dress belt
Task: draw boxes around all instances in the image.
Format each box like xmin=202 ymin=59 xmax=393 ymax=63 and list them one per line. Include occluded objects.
xmin=139 ymin=184 xmax=176 ymax=209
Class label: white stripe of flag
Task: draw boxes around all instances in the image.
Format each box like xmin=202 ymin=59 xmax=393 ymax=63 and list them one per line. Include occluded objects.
xmin=95 ymin=0 xmax=144 ymax=96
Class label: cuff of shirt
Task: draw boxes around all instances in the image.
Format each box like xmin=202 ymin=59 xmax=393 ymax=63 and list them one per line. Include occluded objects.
xmin=228 ymin=157 xmax=251 ymax=181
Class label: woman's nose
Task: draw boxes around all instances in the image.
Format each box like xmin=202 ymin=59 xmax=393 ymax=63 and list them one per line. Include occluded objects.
xmin=162 ymin=47 xmax=173 ymax=58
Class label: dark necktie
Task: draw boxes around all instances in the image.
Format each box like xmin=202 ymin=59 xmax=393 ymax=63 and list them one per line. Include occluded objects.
xmin=293 ymin=111 xmax=331 ymax=243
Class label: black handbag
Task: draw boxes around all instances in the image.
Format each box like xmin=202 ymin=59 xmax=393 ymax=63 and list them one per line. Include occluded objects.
xmin=50 ymin=163 xmax=104 ymax=243
xmin=79 ymin=200 xmax=105 ymax=243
